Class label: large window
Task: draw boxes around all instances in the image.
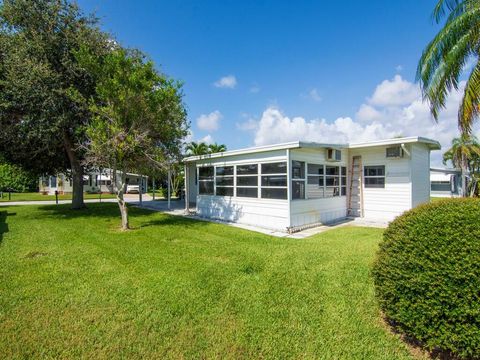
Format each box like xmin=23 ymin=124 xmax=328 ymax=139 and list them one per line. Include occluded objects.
xmin=236 ymin=164 xmax=258 ymax=198
xmin=364 ymin=165 xmax=385 ymax=188
xmin=196 ymin=160 xmax=349 ymax=200
xmin=261 ymin=162 xmax=287 ymax=199
xmin=215 ymin=166 xmax=233 ymax=196
xmin=292 ymin=161 xmax=305 ymax=199
xmin=325 ymin=166 xmax=340 ymax=197
xmin=199 ymin=166 xmax=214 ymax=195
xmin=431 ymin=181 xmax=451 ymax=192
xmin=307 ymin=164 xmax=324 ymax=199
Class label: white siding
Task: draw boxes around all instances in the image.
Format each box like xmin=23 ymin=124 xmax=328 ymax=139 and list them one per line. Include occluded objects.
xmin=289 ymin=148 xmax=348 ymax=227
xmin=194 ymin=149 xmax=289 ymax=231
xmin=411 ymin=144 xmax=431 ymax=207
xmin=290 ymin=197 xmax=347 ymax=227
xmin=194 ymin=149 xmax=286 ymax=167
xmin=196 ymin=196 xmax=289 ymax=231
xmin=349 ymin=146 xmax=412 ymax=221
xmin=188 ymin=141 xmax=434 ymax=231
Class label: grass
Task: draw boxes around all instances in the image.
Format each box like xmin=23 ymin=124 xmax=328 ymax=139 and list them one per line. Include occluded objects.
xmin=0 ymin=204 xmax=415 ymax=359
xmin=149 ymin=189 xmax=180 ymax=201
xmin=0 ymin=192 xmax=117 ymax=202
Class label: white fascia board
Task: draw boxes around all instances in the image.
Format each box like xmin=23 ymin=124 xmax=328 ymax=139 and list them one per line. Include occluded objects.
xmin=184 ymin=141 xmax=349 ymax=163
xmin=184 ymin=137 xmax=441 ymax=163
xmin=348 ymin=136 xmax=441 ymax=150
xmin=184 ymin=141 xmax=302 ymax=162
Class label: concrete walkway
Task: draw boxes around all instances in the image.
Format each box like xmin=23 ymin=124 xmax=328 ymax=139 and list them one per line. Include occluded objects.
xmin=134 ymin=200 xmax=387 ymax=238
xmin=0 ymin=194 xmax=149 ymax=207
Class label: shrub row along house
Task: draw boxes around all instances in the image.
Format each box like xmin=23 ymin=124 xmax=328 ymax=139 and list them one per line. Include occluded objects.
xmin=39 ymin=169 xmax=148 ymax=195
xmin=184 ymin=137 xmax=440 ymax=232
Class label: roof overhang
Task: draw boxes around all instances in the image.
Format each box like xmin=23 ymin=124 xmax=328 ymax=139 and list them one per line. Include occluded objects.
xmin=348 ymin=136 xmax=441 ymax=150
xmin=184 ymin=141 xmax=348 ymax=162
xmin=184 ymin=137 xmax=441 ymax=163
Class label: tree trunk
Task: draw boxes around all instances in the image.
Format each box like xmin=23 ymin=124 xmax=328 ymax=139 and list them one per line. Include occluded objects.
xmin=461 ymin=153 xmax=468 ymax=197
xmin=117 ymin=192 xmax=129 ymax=230
xmin=114 ymin=169 xmax=129 ymax=230
xmin=63 ymin=132 xmax=85 ymax=209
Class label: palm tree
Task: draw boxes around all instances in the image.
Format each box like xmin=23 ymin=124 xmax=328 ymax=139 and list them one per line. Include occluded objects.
xmin=443 ymin=134 xmax=480 ymax=195
xmin=185 ymin=141 xmax=209 ymax=156
xmin=208 ymin=143 xmax=227 ymax=154
xmin=417 ymin=0 xmax=480 ymax=134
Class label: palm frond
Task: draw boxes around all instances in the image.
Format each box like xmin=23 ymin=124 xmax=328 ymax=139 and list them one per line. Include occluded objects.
xmin=459 ymin=59 xmax=480 ymax=133
xmin=433 ymin=0 xmax=464 ymax=23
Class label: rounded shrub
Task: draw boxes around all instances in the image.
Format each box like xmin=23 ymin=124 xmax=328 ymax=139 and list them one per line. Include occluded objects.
xmin=372 ymin=198 xmax=480 ymax=359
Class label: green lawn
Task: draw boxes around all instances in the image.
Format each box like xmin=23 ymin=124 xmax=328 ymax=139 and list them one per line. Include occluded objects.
xmin=0 ymin=192 xmax=117 ymax=202
xmin=0 ymin=204 xmax=414 ymax=359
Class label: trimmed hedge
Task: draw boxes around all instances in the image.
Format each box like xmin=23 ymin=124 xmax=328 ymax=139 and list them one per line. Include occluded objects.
xmin=372 ymin=198 xmax=480 ymax=359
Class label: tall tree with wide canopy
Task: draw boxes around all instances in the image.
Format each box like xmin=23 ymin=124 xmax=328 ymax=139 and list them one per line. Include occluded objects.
xmin=417 ymin=0 xmax=480 ymax=134
xmin=0 ymin=0 xmax=110 ymax=208
xmin=78 ymin=47 xmax=188 ymax=230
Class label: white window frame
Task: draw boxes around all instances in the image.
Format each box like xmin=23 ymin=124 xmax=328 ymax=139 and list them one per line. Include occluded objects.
xmin=260 ymin=162 xmax=288 ymax=200
xmin=325 ymin=165 xmax=341 ymax=197
xmin=198 ymin=166 xmax=215 ymax=195
xmin=235 ymin=163 xmax=259 ymax=198
xmin=291 ymin=160 xmax=306 ymax=200
xmin=306 ymin=163 xmax=325 ymax=199
xmin=341 ymin=166 xmax=347 ymax=196
xmin=215 ymin=165 xmax=234 ymax=197
xmin=364 ymin=165 xmax=386 ymax=189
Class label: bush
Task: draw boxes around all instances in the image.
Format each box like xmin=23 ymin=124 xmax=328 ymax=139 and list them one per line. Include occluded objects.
xmin=372 ymin=198 xmax=480 ymax=359
xmin=0 ymin=161 xmax=38 ymax=192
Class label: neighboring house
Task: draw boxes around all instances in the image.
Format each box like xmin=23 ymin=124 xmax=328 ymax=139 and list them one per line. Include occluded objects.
xmin=184 ymin=137 xmax=440 ymax=232
xmin=39 ymin=169 xmax=148 ymax=195
xmin=430 ymin=167 xmax=462 ymax=198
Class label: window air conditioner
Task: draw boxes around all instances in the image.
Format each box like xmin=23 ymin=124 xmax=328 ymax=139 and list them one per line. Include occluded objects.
xmin=326 ymin=148 xmax=342 ymax=162
xmin=386 ymin=146 xmax=404 ymax=158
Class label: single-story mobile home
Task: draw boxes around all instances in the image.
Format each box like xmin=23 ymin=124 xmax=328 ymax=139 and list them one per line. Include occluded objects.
xmin=39 ymin=169 xmax=148 ymax=195
xmin=184 ymin=137 xmax=440 ymax=232
xmin=430 ymin=167 xmax=462 ymax=198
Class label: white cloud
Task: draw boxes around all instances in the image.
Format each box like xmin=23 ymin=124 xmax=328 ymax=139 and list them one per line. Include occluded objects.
xmin=197 ymin=110 xmax=222 ymax=131
xmin=368 ymin=75 xmax=420 ymax=107
xmin=253 ymin=107 xmax=390 ymax=146
xmin=356 ymin=104 xmax=382 ymax=122
xmin=250 ymin=75 xmax=480 ymax=167
xmin=214 ymin=75 xmax=237 ymax=89
xmin=199 ymin=134 xmax=213 ymax=144
xmin=237 ymin=118 xmax=258 ymax=131
xmin=395 ymin=65 xmax=403 ymax=72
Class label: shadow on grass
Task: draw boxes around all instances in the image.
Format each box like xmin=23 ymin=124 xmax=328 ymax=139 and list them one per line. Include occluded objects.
xmin=0 ymin=210 xmax=15 ymax=244
xmin=34 ymin=202 xmax=156 ymax=221
xmin=33 ymin=202 xmax=212 ymax=230
xmin=138 ymin=214 xmax=210 ymax=229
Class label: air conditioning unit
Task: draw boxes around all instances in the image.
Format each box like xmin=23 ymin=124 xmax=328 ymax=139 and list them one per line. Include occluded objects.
xmin=326 ymin=148 xmax=342 ymax=162
xmin=386 ymin=146 xmax=404 ymax=158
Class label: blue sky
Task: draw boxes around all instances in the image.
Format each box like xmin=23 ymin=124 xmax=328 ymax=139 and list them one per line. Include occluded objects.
xmin=78 ymin=0 xmax=475 ymax=163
